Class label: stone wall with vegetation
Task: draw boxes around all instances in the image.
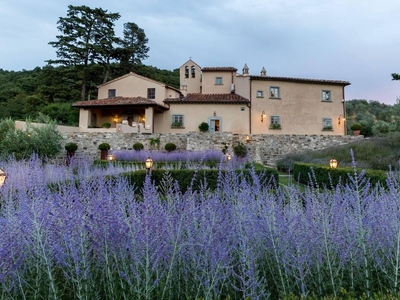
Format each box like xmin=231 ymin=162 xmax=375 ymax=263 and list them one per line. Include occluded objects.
xmin=60 ymin=132 xmax=362 ymax=165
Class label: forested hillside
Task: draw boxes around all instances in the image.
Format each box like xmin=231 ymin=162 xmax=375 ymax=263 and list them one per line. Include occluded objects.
xmin=345 ymin=99 xmax=400 ymax=136
xmin=0 ymin=64 xmax=179 ymax=125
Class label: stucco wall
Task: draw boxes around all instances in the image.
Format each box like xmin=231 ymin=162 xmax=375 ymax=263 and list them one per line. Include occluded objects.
xmin=59 ymin=132 xmax=362 ymax=166
xmin=155 ymin=103 xmax=250 ymax=134
xmin=250 ymin=80 xmax=345 ymax=135
xmin=201 ymin=71 xmax=235 ymax=94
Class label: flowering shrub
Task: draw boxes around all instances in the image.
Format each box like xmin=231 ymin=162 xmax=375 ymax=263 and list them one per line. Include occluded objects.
xmin=1 ymin=155 xmax=400 ymax=298
xmin=111 ymin=149 xmax=224 ymax=164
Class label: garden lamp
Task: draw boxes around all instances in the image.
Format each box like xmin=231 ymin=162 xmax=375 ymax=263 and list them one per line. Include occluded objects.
xmin=107 ymin=154 xmax=115 ymax=161
xmin=329 ymin=158 xmax=338 ymax=169
xmin=145 ymin=157 xmax=154 ymax=170
xmin=226 ymin=153 xmax=232 ymax=162
xmin=0 ymin=168 xmax=6 ymax=188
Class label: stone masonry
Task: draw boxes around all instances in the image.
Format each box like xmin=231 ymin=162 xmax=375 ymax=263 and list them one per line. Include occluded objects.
xmin=60 ymin=132 xmax=362 ymax=166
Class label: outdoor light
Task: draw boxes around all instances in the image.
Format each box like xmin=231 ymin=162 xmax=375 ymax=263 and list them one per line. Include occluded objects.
xmin=213 ymin=111 xmax=217 ymax=116
xmin=0 ymin=168 xmax=6 ymax=188
xmin=145 ymin=157 xmax=154 ymax=170
xmin=113 ymin=117 xmax=118 ymax=123
xmin=261 ymin=111 xmax=266 ymax=122
xmin=329 ymin=158 xmax=338 ymax=169
xmin=245 ymin=135 xmax=250 ymax=143
xmin=107 ymin=154 xmax=115 ymax=161
xmin=226 ymin=153 xmax=232 ymax=162
xmin=338 ymin=114 xmax=345 ymax=124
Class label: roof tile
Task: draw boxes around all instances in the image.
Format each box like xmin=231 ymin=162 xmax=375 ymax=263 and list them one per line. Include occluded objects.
xmin=250 ymin=75 xmax=350 ymax=86
xmin=164 ymin=93 xmax=249 ymax=104
xmin=72 ymin=96 xmax=168 ymax=109
xmin=201 ymin=67 xmax=238 ymax=72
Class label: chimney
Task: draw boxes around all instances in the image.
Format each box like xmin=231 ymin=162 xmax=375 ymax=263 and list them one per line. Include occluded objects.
xmin=260 ymin=67 xmax=267 ymax=77
xmin=242 ymin=63 xmax=249 ymax=76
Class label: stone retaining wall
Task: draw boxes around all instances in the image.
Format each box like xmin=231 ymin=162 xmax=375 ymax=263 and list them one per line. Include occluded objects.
xmin=60 ymin=132 xmax=362 ymax=165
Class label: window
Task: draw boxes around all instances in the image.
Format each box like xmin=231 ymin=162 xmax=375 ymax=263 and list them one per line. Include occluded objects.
xmin=240 ymin=107 xmax=245 ymax=111
xmin=185 ymin=66 xmax=189 ymax=78
xmin=270 ymin=116 xmax=281 ymax=129
xmin=108 ymin=89 xmax=116 ymax=98
xmin=270 ymin=87 xmax=280 ymax=98
xmin=256 ymin=90 xmax=264 ymax=98
xmin=191 ymin=66 xmax=196 ymax=78
xmin=322 ymin=118 xmax=333 ymax=129
xmin=172 ymin=114 xmax=184 ymax=127
xmin=215 ymin=77 xmax=223 ymax=85
xmin=147 ymin=88 xmax=155 ymax=99
xmin=322 ymin=90 xmax=331 ymax=101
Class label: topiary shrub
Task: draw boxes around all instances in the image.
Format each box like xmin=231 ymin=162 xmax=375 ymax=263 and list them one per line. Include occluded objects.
xmin=64 ymin=142 xmax=78 ymax=152
xmin=98 ymin=143 xmax=111 ymax=151
xmin=165 ymin=142 xmax=177 ymax=152
xmin=198 ymin=122 xmax=209 ymax=132
xmin=350 ymin=123 xmax=362 ymax=131
xmin=133 ymin=142 xmax=144 ymax=151
xmin=102 ymin=122 xmax=111 ymax=129
xmin=233 ymin=143 xmax=248 ymax=158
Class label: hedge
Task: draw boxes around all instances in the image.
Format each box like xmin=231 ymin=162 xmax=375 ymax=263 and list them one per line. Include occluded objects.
xmin=293 ymin=162 xmax=388 ymax=188
xmin=117 ymin=168 xmax=278 ymax=194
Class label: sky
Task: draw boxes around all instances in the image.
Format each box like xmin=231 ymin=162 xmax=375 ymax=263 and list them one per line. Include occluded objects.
xmin=0 ymin=0 xmax=399 ymax=104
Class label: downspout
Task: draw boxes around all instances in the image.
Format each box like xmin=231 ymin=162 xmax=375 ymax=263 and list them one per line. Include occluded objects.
xmin=248 ymin=78 xmax=252 ymax=134
xmin=342 ymin=86 xmax=346 ymax=135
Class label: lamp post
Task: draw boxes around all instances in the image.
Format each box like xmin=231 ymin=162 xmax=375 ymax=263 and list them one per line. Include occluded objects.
xmin=145 ymin=157 xmax=154 ymax=170
xmin=0 ymin=168 xmax=7 ymax=188
xmin=329 ymin=158 xmax=338 ymax=169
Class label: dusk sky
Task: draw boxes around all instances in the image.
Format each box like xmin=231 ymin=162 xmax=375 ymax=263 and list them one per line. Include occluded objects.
xmin=1 ymin=0 xmax=399 ymax=104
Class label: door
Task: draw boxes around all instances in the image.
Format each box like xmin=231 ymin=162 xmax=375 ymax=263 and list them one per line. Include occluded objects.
xmin=209 ymin=118 xmax=221 ymax=133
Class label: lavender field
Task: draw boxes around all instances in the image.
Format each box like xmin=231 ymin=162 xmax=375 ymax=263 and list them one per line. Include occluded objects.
xmin=0 ymin=155 xmax=400 ymax=299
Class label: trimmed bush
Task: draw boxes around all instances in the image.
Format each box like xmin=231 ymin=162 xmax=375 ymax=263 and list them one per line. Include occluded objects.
xmin=164 ymin=142 xmax=177 ymax=152
xmin=64 ymin=142 xmax=78 ymax=152
xmin=133 ymin=142 xmax=144 ymax=151
xmin=198 ymin=122 xmax=209 ymax=132
xmin=233 ymin=143 xmax=248 ymax=158
xmin=350 ymin=123 xmax=362 ymax=130
xmin=98 ymin=143 xmax=111 ymax=151
xmin=119 ymin=168 xmax=278 ymax=194
xmin=102 ymin=122 xmax=111 ymax=128
xmin=293 ymin=162 xmax=387 ymax=188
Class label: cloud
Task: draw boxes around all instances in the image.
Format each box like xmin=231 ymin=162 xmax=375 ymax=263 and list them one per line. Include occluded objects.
xmin=0 ymin=0 xmax=399 ymax=103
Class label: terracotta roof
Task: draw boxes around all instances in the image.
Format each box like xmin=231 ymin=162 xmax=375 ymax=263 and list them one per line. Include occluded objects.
xmin=96 ymin=72 xmax=181 ymax=93
xmin=72 ymin=96 xmax=169 ymax=110
xmin=164 ymin=93 xmax=250 ymax=104
xmin=250 ymin=75 xmax=350 ymax=86
xmin=201 ymin=67 xmax=238 ymax=72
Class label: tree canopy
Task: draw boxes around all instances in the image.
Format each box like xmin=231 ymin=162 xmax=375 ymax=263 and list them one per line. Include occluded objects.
xmin=392 ymin=73 xmax=400 ymax=80
xmin=47 ymin=5 xmax=150 ymax=100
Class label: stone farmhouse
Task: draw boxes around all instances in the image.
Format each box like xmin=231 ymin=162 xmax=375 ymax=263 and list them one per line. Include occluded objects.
xmin=72 ymin=59 xmax=350 ymax=135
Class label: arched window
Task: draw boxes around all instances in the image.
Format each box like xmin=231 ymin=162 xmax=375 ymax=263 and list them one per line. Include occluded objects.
xmin=185 ymin=66 xmax=189 ymax=78
xmin=191 ymin=66 xmax=196 ymax=78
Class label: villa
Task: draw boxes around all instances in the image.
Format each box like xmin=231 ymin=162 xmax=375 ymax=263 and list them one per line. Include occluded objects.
xmin=72 ymin=59 xmax=350 ymax=135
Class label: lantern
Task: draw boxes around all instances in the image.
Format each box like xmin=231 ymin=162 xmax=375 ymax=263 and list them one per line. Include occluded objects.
xmin=145 ymin=157 xmax=154 ymax=170
xmin=329 ymin=158 xmax=338 ymax=169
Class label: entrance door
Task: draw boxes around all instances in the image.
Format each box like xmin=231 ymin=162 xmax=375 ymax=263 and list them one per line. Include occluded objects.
xmin=209 ymin=118 xmax=221 ymax=133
